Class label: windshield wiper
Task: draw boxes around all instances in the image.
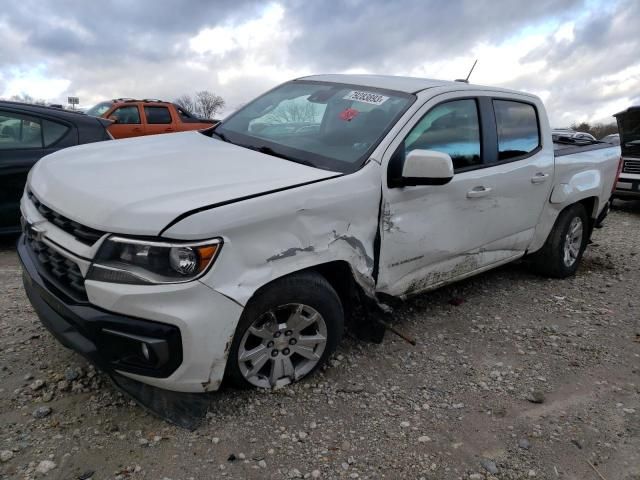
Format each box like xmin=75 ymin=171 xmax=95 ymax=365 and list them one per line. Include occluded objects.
xmin=210 ymin=130 xmax=228 ymax=142
xmin=249 ymin=145 xmax=316 ymax=168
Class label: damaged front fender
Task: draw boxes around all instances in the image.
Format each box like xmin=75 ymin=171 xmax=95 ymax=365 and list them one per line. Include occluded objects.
xmin=163 ymin=162 xmax=383 ymax=306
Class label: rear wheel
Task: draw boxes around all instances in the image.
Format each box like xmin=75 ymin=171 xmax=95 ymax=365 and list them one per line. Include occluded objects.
xmin=227 ymin=272 xmax=343 ymax=389
xmin=528 ymin=203 xmax=589 ymax=278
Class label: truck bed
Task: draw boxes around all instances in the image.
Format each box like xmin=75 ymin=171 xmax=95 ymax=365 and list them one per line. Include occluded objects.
xmin=553 ymin=140 xmax=615 ymax=157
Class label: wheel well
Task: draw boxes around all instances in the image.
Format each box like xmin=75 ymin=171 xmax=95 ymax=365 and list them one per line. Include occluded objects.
xmin=308 ymin=261 xmax=358 ymax=320
xmin=577 ymin=196 xmax=598 ymax=232
xmin=247 ymin=261 xmax=383 ymax=342
xmin=308 ymin=261 xmax=386 ymax=342
xmin=578 ymin=196 xmax=597 ymax=220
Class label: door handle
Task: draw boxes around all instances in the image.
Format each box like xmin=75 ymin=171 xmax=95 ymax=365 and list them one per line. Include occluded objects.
xmin=165 ymin=128 xmax=174 ymax=132
xmin=466 ymin=186 xmax=492 ymax=198
xmin=531 ymin=172 xmax=550 ymax=184
xmin=132 ymin=127 xmax=141 ymax=132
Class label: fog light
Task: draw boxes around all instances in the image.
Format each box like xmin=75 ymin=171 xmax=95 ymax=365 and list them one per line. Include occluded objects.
xmin=141 ymin=343 xmax=150 ymax=361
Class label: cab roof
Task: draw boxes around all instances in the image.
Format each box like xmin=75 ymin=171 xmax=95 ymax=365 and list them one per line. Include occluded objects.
xmin=298 ymin=73 xmax=535 ymax=97
xmin=0 ymin=100 xmax=110 ymax=127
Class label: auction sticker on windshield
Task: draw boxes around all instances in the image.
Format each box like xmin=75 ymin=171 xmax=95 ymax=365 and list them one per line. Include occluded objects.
xmin=343 ymin=91 xmax=389 ymax=105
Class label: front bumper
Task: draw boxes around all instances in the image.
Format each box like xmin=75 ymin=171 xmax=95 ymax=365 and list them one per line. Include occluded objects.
xmin=18 ymin=234 xmax=244 ymax=393
xmin=19 ymin=236 xmax=183 ymax=378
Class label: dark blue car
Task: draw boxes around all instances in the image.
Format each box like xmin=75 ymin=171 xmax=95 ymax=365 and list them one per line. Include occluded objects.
xmin=0 ymin=102 xmax=112 ymax=234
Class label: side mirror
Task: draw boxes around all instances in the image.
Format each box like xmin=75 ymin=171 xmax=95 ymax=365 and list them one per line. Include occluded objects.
xmin=108 ymin=116 xmax=119 ymax=124
xmin=401 ymin=149 xmax=454 ymax=186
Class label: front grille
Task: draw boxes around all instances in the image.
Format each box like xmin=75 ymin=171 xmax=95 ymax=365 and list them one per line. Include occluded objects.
xmin=27 ymin=191 xmax=105 ymax=245
xmin=24 ymin=226 xmax=87 ymax=300
xmin=623 ymin=158 xmax=640 ymax=174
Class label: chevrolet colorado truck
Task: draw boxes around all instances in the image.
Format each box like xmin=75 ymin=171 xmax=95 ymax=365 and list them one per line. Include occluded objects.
xmin=19 ymin=75 xmax=622 ymax=398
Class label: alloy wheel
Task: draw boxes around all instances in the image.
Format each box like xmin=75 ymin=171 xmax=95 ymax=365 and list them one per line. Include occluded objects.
xmin=237 ymin=303 xmax=328 ymax=388
xmin=563 ymin=216 xmax=583 ymax=267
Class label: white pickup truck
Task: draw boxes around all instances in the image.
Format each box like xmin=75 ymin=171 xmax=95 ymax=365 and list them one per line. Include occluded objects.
xmin=19 ymin=75 xmax=622 ymax=398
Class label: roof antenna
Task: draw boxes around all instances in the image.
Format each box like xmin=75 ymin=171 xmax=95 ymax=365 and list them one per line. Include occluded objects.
xmin=455 ymin=59 xmax=477 ymax=83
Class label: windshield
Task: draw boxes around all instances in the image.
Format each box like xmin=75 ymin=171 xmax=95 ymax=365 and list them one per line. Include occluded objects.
xmin=85 ymin=101 xmax=113 ymax=118
xmin=618 ymin=110 xmax=640 ymax=156
xmin=215 ymin=80 xmax=414 ymax=172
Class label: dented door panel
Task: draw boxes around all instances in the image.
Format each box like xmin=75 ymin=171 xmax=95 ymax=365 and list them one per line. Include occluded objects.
xmin=376 ymin=90 xmax=554 ymax=297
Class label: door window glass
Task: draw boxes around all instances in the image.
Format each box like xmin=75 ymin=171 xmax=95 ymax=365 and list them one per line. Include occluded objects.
xmin=144 ymin=106 xmax=172 ymax=124
xmin=405 ymin=99 xmax=481 ymax=170
xmin=493 ymin=100 xmax=540 ymax=160
xmin=0 ymin=111 xmax=43 ymax=149
xmin=42 ymin=119 xmax=69 ymax=146
xmin=110 ymin=106 xmax=141 ymax=124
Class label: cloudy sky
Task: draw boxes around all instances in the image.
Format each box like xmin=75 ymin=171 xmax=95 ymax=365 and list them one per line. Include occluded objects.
xmin=1 ymin=0 xmax=638 ymax=126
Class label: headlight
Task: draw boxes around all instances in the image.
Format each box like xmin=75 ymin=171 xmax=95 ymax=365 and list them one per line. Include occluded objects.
xmin=87 ymin=236 xmax=222 ymax=285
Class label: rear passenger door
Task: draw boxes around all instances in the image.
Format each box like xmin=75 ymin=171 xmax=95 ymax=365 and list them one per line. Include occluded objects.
xmin=142 ymin=105 xmax=175 ymax=135
xmin=483 ymin=97 xmax=554 ymax=249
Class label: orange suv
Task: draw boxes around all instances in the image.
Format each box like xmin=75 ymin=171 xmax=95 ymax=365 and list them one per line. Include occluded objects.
xmin=85 ymin=99 xmax=217 ymax=139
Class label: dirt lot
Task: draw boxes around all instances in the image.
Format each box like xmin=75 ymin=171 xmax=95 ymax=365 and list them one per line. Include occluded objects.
xmin=1 ymin=202 xmax=638 ymax=480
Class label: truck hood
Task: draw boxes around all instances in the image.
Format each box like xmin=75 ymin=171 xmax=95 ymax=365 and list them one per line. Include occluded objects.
xmin=28 ymin=131 xmax=339 ymax=236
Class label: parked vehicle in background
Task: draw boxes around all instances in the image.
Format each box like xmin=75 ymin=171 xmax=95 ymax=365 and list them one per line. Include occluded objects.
xmin=552 ymin=129 xmax=596 ymax=141
xmin=572 ymin=131 xmax=596 ymax=141
xmin=85 ymin=99 xmax=217 ymax=139
xmin=614 ymin=105 xmax=640 ymax=199
xmin=0 ymin=101 xmax=111 ymax=234
xmin=614 ymin=106 xmax=640 ymax=198
xmin=601 ymin=133 xmax=620 ymax=145
xmin=19 ymin=75 xmax=621 ymax=407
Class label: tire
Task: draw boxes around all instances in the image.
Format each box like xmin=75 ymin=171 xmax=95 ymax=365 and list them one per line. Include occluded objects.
xmin=528 ymin=203 xmax=590 ymax=278
xmin=226 ymin=271 xmax=344 ymax=389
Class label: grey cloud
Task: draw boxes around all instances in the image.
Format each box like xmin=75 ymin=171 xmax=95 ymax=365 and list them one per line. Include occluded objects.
xmin=4 ymin=0 xmax=262 ymax=61
xmin=0 ymin=0 xmax=637 ymax=125
xmin=283 ymin=0 xmax=583 ymax=71
xmin=503 ymin=0 xmax=640 ymax=123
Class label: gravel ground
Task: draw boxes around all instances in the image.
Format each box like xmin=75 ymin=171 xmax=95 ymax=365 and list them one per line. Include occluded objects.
xmin=1 ymin=201 xmax=639 ymax=480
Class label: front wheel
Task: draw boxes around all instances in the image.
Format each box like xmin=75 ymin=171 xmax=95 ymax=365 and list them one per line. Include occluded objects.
xmin=226 ymin=272 xmax=344 ymax=389
xmin=528 ymin=203 xmax=589 ymax=278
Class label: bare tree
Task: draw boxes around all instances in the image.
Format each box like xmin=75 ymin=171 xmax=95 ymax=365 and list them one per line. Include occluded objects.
xmin=174 ymin=91 xmax=225 ymax=119
xmin=194 ymin=91 xmax=225 ymax=119
xmin=9 ymin=93 xmax=46 ymax=105
xmin=174 ymin=94 xmax=196 ymax=114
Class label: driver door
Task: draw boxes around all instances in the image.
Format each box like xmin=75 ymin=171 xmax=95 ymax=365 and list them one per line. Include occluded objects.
xmin=377 ymin=94 xmax=531 ymax=297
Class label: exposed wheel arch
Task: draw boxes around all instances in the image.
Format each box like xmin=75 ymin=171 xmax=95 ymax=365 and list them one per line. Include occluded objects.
xmin=241 ymin=260 xmax=385 ymax=343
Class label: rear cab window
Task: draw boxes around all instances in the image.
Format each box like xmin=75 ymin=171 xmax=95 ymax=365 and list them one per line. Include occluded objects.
xmin=176 ymin=106 xmax=198 ymax=122
xmin=493 ymin=100 xmax=541 ymax=161
xmin=42 ymin=119 xmax=70 ymax=147
xmin=144 ymin=106 xmax=173 ymax=124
